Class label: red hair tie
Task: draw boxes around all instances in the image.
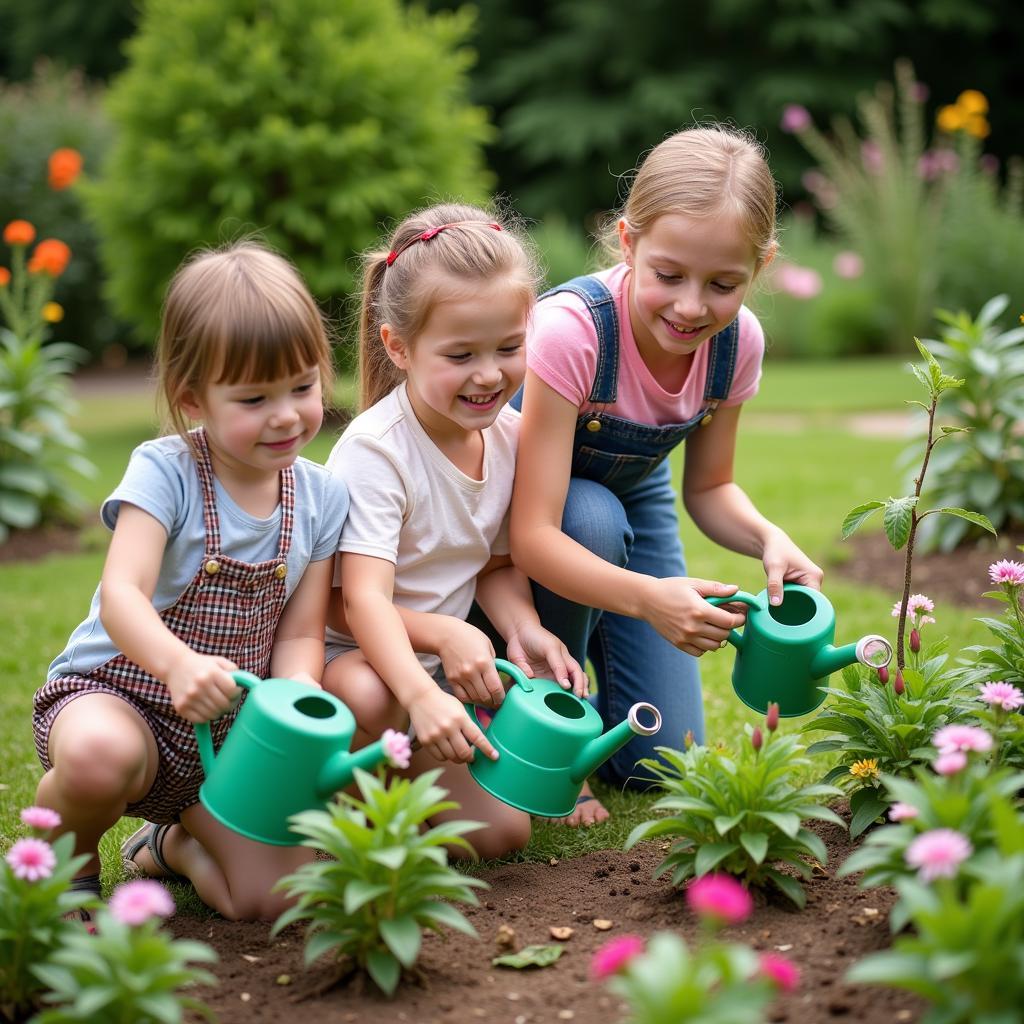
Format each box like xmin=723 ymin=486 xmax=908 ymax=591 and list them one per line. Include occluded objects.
xmin=385 ymin=221 xmax=502 ymax=268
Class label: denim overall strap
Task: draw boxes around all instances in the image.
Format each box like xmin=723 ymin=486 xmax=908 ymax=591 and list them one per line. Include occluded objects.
xmin=699 ymin=317 xmax=740 ymax=415
xmin=540 ymin=275 xmax=620 ymax=403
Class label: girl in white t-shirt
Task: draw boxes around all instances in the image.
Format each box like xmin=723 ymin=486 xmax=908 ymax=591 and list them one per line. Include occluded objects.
xmin=324 ymin=203 xmax=586 ymax=859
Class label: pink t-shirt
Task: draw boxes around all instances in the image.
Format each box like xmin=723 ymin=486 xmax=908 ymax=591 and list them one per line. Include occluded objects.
xmin=527 ymin=263 xmax=764 ymax=426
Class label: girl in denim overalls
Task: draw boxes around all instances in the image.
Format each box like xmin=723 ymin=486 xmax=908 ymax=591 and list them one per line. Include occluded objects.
xmin=511 ymin=126 xmax=823 ymax=825
xmin=32 ymin=243 xmax=348 ymax=919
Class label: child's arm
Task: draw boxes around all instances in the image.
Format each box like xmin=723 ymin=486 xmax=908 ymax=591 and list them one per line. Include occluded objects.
xmin=99 ymin=504 xmax=239 ymax=723
xmin=269 ymin=556 xmax=334 ymax=686
xmin=510 ymin=370 xmax=745 ymax=658
xmin=341 ymin=552 xmax=498 ymax=764
xmin=682 ymin=406 xmax=823 ymax=607
xmin=474 ymin=555 xmax=588 ymax=697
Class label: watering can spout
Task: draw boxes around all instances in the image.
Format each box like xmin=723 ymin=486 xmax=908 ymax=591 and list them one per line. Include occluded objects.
xmin=317 ymin=739 xmax=389 ymax=798
xmin=570 ymin=703 xmax=662 ymax=784
xmin=810 ymin=634 xmax=893 ymax=679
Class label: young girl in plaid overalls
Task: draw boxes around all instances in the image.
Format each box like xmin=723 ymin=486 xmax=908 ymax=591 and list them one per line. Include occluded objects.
xmin=511 ymin=126 xmax=824 ymax=826
xmin=32 ymin=242 xmax=348 ymax=920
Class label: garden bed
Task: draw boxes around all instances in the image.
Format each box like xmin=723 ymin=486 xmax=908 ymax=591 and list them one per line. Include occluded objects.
xmin=169 ymin=818 xmax=923 ymax=1024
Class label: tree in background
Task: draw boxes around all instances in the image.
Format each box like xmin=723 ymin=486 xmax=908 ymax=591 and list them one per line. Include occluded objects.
xmin=85 ymin=0 xmax=493 ymax=344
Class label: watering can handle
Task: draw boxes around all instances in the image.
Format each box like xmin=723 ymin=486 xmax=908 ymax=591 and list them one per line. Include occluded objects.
xmin=705 ymin=591 xmax=761 ymax=610
xmin=193 ymin=671 xmax=262 ymax=777
xmin=462 ymin=659 xmax=533 ymax=725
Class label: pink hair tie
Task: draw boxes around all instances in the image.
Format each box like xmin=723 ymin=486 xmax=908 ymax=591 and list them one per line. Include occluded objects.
xmin=385 ymin=221 xmax=502 ymax=268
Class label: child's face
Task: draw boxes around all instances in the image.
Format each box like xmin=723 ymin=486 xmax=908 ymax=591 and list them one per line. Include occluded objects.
xmin=384 ymin=276 xmax=529 ymax=441
xmin=620 ymin=212 xmax=761 ymax=373
xmin=183 ymin=363 xmax=324 ymax=479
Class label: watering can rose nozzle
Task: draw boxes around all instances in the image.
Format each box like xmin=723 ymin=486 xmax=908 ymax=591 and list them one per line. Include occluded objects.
xmin=627 ymin=702 xmax=662 ymax=737
xmin=855 ymin=635 xmax=893 ymax=669
xmin=570 ymin=701 xmax=663 ymax=784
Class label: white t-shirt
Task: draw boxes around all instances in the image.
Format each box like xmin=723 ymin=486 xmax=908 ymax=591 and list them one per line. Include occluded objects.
xmin=324 ymin=382 xmax=519 ymax=671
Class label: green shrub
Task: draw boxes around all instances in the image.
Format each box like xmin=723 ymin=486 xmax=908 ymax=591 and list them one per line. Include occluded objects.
xmin=0 ymin=63 xmax=122 ymax=359
xmin=528 ymin=214 xmax=600 ymax=291
xmin=86 ymin=0 xmax=494 ymax=341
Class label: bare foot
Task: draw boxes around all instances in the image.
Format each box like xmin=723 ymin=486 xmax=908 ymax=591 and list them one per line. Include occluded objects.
xmin=543 ymin=782 xmax=610 ymax=828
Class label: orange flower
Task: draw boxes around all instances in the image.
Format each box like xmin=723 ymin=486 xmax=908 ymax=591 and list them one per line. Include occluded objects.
xmin=0 ymin=266 xmax=10 ymax=288
xmin=27 ymin=239 xmax=72 ymax=277
xmin=957 ymin=90 xmax=989 ymax=115
xmin=48 ymin=148 xmax=84 ymax=190
xmin=3 ymin=220 xmax=36 ymax=246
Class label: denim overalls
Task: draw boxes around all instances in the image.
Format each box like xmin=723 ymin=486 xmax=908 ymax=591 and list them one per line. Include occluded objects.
xmin=523 ymin=274 xmax=740 ymax=785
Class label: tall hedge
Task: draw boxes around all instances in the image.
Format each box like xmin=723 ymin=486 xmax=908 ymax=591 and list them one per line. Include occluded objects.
xmin=85 ymin=0 xmax=494 ymax=342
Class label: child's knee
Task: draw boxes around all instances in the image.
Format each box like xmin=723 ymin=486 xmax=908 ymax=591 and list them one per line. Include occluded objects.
xmin=325 ymin=657 xmax=404 ymax=736
xmin=52 ymin=728 xmax=148 ymax=802
xmin=468 ymin=811 xmax=531 ymax=860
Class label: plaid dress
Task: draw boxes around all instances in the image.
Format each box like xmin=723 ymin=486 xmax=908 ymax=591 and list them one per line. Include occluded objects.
xmin=33 ymin=429 xmax=295 ymax=823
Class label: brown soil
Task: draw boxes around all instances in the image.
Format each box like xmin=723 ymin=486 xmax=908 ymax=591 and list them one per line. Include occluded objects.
xmin=0 ymin=521 xmax=83 ymax=563
xmin=170 ymin=818 xmax=923 ymax=1024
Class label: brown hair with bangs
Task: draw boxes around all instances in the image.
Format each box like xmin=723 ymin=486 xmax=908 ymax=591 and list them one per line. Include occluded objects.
xmin=357 ymin=202 xmax=540 ymax=410
xmin=156 ymin=240 xmax=335 ymax=443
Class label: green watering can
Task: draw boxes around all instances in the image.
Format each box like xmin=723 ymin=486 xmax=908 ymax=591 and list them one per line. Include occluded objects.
xmin=707 ymin=583 xmax=892 ymax=718
xmin=193 ymin=671 xmax=389 ymax=846
xmin=464 ymin=659 xmax=662 ymax=817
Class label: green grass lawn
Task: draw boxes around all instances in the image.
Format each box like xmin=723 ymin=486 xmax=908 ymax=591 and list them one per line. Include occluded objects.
xmin=0 ymin=357 xmax=995 ymax=891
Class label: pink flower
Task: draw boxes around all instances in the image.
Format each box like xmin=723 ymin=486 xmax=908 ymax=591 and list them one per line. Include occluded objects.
xmin=765 ymin=702 xmax=780 ymax=733
xmin=989 ymin=560 xmax=1024 ymax=586
xmin=382 ymin=728 xmax=412 ymax=770
xmin=911 ymin=81 xmax=930 ymax=103
xmin=108 ymin=880 xmax=175 ymax=925
xmin=979 ymin=153 xmax=1000 ymax=176
xmin=932 ymin=725 xmax=993 ymax=755
xmin=6 ymin=838 xmax=57 ymax=881
xmin=751 ymin=726 xmax=763 ymax=752
xmin=775 ymin=264 xmax=822 ymax=300
xmin=20 ymin=806 xmax=61 ymax=831
xmin=686 ymin=874 xmax=753 ymax=925
xmin=905 ymin=828 xmax=972 ymax=882
xmin=917 ymin=149 xmax=959 ymax=181
xmin=759 ymin=951 xmax=801 ymax=992
xmin=933 ymin=750 xmax=968 ymax=775
xmin=889 ymin=802 xmax=919 ymax=822
xmin=891 ymin=594 xmax=936 ymax=627
xmin=861 ymin=141 xmax=884 ymax=173
xmin=833 ymin=251 xmax=864 ymax=279
xmin=780 ymin=104 xmax=812 ymax=134
xmin=590 ymin=934 xmax=645 ymax=980
xmin=978 ymin=681 xmax=1024 ymax=711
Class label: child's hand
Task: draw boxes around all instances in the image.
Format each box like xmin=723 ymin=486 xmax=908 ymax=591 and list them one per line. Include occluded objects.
xmin=640 ymin=577 xmax=747 ymax=658
xmin=408 ymin=687 xmax=499 ymax=765
xmin=761 ymin=529 xmax=824 ymax=606
xmin=165 ymin=652 xmax=240 ymax=723
xmin=436 ymin=618 xmax=506 ymax=708
xmin=505 ymin=622 xmax=589 ymax=698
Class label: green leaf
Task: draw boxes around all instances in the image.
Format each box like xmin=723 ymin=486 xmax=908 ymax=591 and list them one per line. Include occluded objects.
xmin=882 ymin=496 xmax=918 ymax=550
xmin=739 ymin=831 xmax=769 ymax=865
xmin=379 ymin=916 xmax=422 ymax=968
xmin=928 ymin=507 xmax=996 ymax=536
xmin=764 ymin=868 xmax=806 ymax=909
xmin=368 ymin=847 xmax=408 ymax=870
xmin=757 ymin=811 xmax=800 ymax=838
xmin=695 ymin=842 xmax=739 ymax=875
xmin=492 ymin=944 xmax=565 ymax=969
xmin=840 ymin=501 xmax=884 ymax=539
xmin=849 ymin=792 xmax=890 ymax=838
xmin=344 ymin=880 xmax=391 ymax=914
xmin=366 ymin=949 xmax=401 ymax=995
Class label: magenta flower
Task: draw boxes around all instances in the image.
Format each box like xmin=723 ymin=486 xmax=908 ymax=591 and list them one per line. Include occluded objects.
xmin=109 ymin=880 xmax=175 ymax=925
xmin=833 ymin=251 xmax=864 ymax=279
xmin=751 ymin=726 xmax=763 ymax=752
xmin=780 ymin=104 xmax=812 ymax=134
xmin=978 ymin=681 xmax=1024 ymax=711
xmin=759 ymin=951 xmax=801 ymax=992
xmin=686 ymin=874 xmax=753 ymax=925
xmin=933 ymin=750 xmax=968 ymax=776
xmin=20 ymin=806 xmax=61 ymax=831
xmin=590 ymin=934 xmax=645 ymax=980
xmin=765 ymin=702 xmax=780 ymax=733
xmin=905 ymin=828 xmax=972 ymax=882
xmin=382 ymin=728 xmax=412 ymax=770
xmin=6 ymin=838 xmax=57 ymax=881
xmin=889 ymin=802 xmax=919 ymax=822
xmin=861 ymin=141 xmax=884 ymax=173
xmin=989 ymin=559 xmax=1024 ymax=586
xmin=932 ymin=724 xmax=993 ymax=755
xmin=892 ymin=594 xmax=936 ymax=626
xmin=774 ymin=264 xmax=823 ymax=300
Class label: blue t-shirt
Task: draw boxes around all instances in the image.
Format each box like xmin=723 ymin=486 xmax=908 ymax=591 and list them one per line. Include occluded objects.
xmin=48 ymin=435 xmax=348 ymax=680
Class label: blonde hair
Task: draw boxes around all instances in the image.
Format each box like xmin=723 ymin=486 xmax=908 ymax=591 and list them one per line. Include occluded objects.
xmin=357 ymin=202 xmax=540 ymax=410
xmin=156 ymin=241 xmax=335 ymax=443
xmin=606 ymin=125 xmax=778 ymax=266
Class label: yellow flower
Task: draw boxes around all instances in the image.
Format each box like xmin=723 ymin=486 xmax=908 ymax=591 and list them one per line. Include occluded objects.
xmin=42 ymin=302 xmax=64 ymax=323
xmin=957 ymin=90 xmax=989 ymax=115
xmin=936 ymin=105 xmax=964 ymax=133
xmin=849 ymin=758 xmax=880 ymax=780
xmin=964 ymin=113 xmax=991 ymax=139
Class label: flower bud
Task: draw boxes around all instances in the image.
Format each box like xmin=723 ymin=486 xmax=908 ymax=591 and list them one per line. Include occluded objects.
xmin=910 ymin=628 xmax=920 ymax=653
xmin=683 ymin=729 xmax=695 ymax=749
xmin=765 ymin=702 xmax=780 ymax=732
xmin=894 ymin=670 xmax=905 ymax=696
xmin=877 ymin=665 xmax=889 ymax=685
xmin=751 ymin=726 xmax=763 ymax=752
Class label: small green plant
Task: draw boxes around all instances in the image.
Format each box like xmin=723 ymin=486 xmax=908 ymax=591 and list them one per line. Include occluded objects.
xmin=0 ymin=808 xmax=92 ymax=1022
xmin=626 ymin=709 xmax=844 ymax=908
xmin=592 ymin=873 xmax=799 ymax=1023
xmin=272 ymin=768 xmax=487 ymax=997
xmin=32 ymin=880 xmax=218 ymax=1023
